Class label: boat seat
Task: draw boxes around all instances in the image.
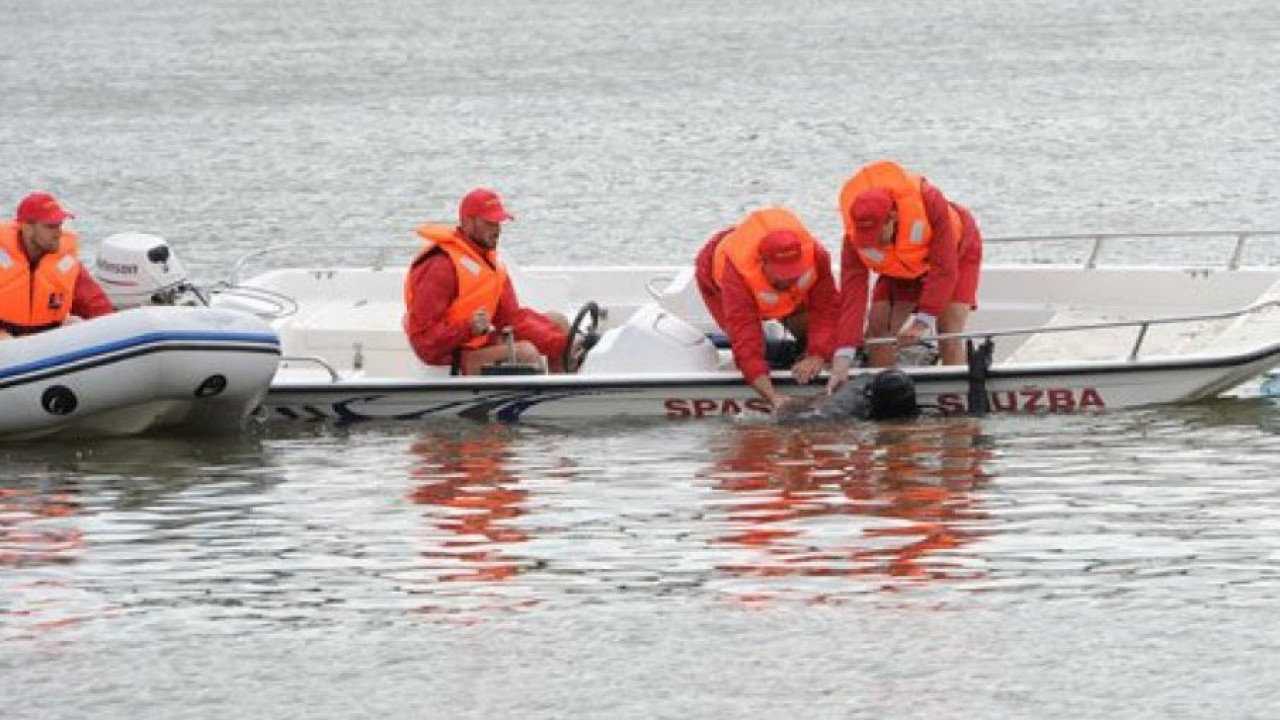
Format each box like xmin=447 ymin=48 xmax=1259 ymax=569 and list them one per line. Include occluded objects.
xmin=995 ymin=306 xmax=1229 ymax=363
xmin=284 ymin=300 xmax=406 ymax=349
xmin=1195 ymin=276 xmax=1280 ymax=353
xmin=505 ymin=257 xmax=574 ymax=318
xmin=579 ymin=303 xmax=720 ymax=374
xmin=963 ymin=304 xmax=1056 ymax=363
xmin=278 ymin=299 xmax=428 ymax=376
xmin=654 ymin=267 xmax=717 ymax=333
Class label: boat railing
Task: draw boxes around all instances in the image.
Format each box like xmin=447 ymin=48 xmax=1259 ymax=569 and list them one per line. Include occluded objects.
xmin=278 ymin=355 xmax=343 ymax=382
xmin=895 ymin=298 xmax=1280 ymax=362
xmin=225 ymin=231 xmax=1280 ymax=284
xmin=985 ymin=230 xmax=1280 ymax=270
xmin=227 ymin=242 xmax=423 ymax=285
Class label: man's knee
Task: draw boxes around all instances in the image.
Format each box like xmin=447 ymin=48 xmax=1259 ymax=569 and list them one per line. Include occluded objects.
xmin=513 ymin=340 xmax=542 ymax=364
xmin=461 ymin=341 xmax=546 ymax=375
xmin=865 ymin=316 xmax=892 ymax=337
xmin=545 ymin=311 xmax=570 ymax=334
xmin=939 ymin=303 xmax=971 ymax=335
xmin=865 ymin=302 xmax=893 ymax=337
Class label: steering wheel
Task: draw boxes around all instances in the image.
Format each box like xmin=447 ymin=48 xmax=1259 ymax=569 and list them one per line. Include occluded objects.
xmin=562 ymin=301 xmax=602 ymax=373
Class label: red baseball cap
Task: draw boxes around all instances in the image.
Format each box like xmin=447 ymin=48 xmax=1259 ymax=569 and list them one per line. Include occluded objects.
xmin=850 ymin=188 xmax=894 ymax=246
xmin=15 ymin=192 xmax=74 ymax=224
xmin=458 ymin=188 xmax=514 ymax=223
xmin=759 ymin=230 xmax=806 ymax=281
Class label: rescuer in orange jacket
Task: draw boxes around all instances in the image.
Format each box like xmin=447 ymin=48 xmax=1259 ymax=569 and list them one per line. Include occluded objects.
xmin=403 ymin=188 xmax=571 ymax=375
xmin=828 ymin=161 xmax=982 ymax=389
xmin=694 ymin=207 xmax=839 ymax=412
xmin=0 ymin=192 xmax=113 ymax=339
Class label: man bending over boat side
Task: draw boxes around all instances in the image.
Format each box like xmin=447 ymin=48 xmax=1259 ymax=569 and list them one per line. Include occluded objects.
xmin=695 ymin=207 xmax=838 ymax=413
xmin=0 ymin=192 xmax=114 ymax=340
xmin=828 ymin=160 xmax=983 ymax=390
xmin=404 ymin=188 xmax=571 ymax=375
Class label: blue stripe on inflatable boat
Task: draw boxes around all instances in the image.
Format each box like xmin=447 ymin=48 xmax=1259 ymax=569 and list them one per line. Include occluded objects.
xmin=0 ymin=331 xmax=280 ymax=382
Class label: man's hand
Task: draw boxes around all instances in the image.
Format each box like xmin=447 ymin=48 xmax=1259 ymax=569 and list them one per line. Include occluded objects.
xmin=896 ymin=313 xmax=935 ymax=347
xmin=791 ymin=354 xmax=824 ymax=385
xmin=566 ymin=335 xmax=586 ymax=371
xmin=750 ymin=375 xmax=798 ymax=415
xmin=469 ymin=308 xmax=491 ymax=337
xmin=826 ymin=355 xmax=853 ymax=394
xmin=771 ymin=394 xmax=804 ymax=414
xmin=0 ymin=329 xmax=10 ymax=341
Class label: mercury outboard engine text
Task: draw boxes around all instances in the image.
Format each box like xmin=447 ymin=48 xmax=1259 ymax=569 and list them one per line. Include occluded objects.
xmin=94 ymin=232 xmax=208 ymax=309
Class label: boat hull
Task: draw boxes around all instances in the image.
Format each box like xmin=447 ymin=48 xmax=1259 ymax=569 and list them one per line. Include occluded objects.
xmin=1 ymin=307 xmax=281 ymax=440
xmin=261 ymin=345 xmax=1280 ymax=422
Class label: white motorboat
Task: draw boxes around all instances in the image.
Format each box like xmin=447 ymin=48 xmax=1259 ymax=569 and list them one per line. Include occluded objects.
xmin=210 ymin=230 xmax=1280 ymax=422
xmin=1 ymin=233 xmax=281 ymax=441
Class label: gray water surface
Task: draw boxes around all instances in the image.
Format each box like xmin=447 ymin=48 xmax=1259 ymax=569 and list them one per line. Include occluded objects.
xmin=4 ymin=0 xmax=1280 ymax=717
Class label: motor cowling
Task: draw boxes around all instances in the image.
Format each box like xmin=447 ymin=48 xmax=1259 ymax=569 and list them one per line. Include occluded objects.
xmin=94 ymin=232 xmax=206 ymax=309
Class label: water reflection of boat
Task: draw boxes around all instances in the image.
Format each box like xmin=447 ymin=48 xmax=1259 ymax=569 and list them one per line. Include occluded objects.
xmin=0 ymin=482 xmax=83 ymax=569
xmin=0 ymin=435 xmax=277 ymax=639
xmin=0 ymin=476 xmax=92 ymax=637
xmin=701 ymin=419 xmax=992 ymax=597
xmin=406 ymin=425 xmax=532 ymax=586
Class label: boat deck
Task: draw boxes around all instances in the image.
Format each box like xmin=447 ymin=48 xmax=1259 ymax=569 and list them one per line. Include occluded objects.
xmin=214 ymin=229 xmax=1280 ymax=385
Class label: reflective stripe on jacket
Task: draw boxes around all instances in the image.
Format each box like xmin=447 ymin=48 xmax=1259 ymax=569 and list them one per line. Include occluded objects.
xmin=0 ymin=221 xmax=80 ymax=334
xmin=405 ymin=225 xmax=508 ymax=350
xmin=711 ymin=207 xmax=818 ymax=320
xmin=838 ymin=160 xmax=961 ymax=279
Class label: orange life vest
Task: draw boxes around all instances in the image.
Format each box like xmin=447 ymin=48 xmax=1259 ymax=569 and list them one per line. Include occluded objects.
xmin=405 ymin=225 xmax=508 ymax=350
xmin=838 ymin=160 xmax=962 ymax=279
xmin=711 ymin=207 xmax=819 ymax=320
xmin=0 ymin=221 xmax=81 ymax=334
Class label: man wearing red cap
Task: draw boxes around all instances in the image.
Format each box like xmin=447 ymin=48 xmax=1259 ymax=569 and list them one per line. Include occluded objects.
xmin=828 ymin=161 xmax=983 ymax=388
xmin=0 ymin=192 xmax=114 ymax=339
xmin=403 ymin=188 xmax=571 ymax=375
xmin=694 ymin=207 xmax=838 ymax=411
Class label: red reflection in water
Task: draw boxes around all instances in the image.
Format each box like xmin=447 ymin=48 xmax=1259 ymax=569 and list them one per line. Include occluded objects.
xmin=1 ymin=484 xmax=91 ymax=636
xmin=406 ymin=425 xmax=530 ymax=584
xmin=0 ymin=487 xmax=84 ymax=568
xmin=704 ymin=420 xmax=992 ymax=591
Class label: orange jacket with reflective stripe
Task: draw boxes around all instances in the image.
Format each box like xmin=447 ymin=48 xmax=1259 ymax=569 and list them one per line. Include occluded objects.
xmin=405 ymin=225 xmax=508 ymax=350
xmin=0 ymin=222 xmax=81 ymax=333
xmin=711 ymin=207 xmax=818 ymax=320
xmin=838 ymin=160 xmax=961 ymax=279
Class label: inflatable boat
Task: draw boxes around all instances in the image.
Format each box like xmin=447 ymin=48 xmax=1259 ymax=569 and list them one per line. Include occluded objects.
xmin=1 ymin=233 xmax=281 ymax=440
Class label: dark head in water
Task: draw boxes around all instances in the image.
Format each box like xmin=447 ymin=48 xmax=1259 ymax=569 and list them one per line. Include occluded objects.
xmin=773 ymin=369 xmax=920 ymax=423
xmin=866 ymin=369 xmax=918 ymax=420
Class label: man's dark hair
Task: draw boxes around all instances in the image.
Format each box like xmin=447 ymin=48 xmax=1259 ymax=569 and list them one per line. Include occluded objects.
xmin=867 ymin=369 xmax=919 ymax=420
